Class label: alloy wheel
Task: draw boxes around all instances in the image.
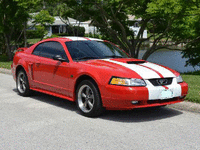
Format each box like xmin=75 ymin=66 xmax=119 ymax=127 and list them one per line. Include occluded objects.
xmin=17 ymin=72 xmax=27 ymax=94
xmin=77 ymin=85 xmax=95 ymax=113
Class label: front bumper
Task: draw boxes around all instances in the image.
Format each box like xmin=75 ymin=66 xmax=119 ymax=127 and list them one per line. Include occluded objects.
xmin=104 ymin=97 xmax=184 ymax=110
xmin=101 ymin=82 xmax=188 ymax=110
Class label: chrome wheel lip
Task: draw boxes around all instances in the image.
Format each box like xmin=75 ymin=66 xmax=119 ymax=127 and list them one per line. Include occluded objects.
xmin=17 ymin=72 xmax=26 ymax=94
xmin=78 ymin=85 xmax=94 ymax=113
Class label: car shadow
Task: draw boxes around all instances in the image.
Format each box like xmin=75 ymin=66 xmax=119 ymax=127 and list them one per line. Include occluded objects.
xmin=12 ymin=89 xmax=77 ymax=112
xmin=100 ymin=107 xmax=183 ymax=122
xmin=13 ymin=89 xmax=183 ymax=122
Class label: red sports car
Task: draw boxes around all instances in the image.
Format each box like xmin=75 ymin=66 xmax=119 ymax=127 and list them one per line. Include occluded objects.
xmin=11 ymin=37 xmax=188 ymax=117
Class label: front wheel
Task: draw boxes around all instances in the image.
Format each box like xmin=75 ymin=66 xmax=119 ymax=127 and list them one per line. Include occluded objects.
xmin=16 ymin=70 xmax=31 ymax=96
xmin=76 ymin=80 xmax=104 ymax=117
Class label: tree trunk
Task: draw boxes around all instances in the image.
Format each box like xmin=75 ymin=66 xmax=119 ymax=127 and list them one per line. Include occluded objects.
xmin=131 ymin=48 xmax=137 ymax=58
xmin=142 ymin=45 xmax=156 ymax=60
xmin=24 ymin=22 xmax=27 ymax=47
xmin=4 ymin=34 xmax=13 ymax=61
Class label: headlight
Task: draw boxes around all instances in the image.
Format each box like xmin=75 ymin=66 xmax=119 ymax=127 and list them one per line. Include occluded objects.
xmin=109 ymin=77 xmax=146 ymax=86
xmin=176 ymin=75 xmax=183 ymax=83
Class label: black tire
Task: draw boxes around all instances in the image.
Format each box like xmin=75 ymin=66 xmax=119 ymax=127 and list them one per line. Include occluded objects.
xmin=76 ymin=80 xmax=104 ymax=117
xmin=16 ymin=69 xmax=31 ymax=96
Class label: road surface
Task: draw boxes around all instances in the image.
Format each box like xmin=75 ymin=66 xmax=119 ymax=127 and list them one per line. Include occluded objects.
xmin=0 ymin=73 xmax=200 ymax=150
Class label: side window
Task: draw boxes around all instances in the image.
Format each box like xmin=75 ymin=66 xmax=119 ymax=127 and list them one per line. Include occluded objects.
xmin=38 ymin=41 xmax=69 ymax=62
xmin=32 ymin=43 xmax=44 ymax=56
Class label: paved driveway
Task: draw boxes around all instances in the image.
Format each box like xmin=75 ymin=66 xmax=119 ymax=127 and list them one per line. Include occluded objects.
xmin=0 ymin=73 xmax=200 ymax=150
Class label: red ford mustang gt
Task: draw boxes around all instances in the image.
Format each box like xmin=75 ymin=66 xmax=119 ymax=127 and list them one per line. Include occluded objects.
xmin=11 ymin=37 xmax=188 ymax=117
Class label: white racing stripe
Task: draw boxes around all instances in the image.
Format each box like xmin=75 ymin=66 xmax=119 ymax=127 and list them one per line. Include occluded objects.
xmin=103 ymin=59 xmax=160 ymax=79
xmin=64 ymin=37 xmax=88 ymax=41
xmin=141 ymin=62 xmax=176 ymax=78
xmin=64 ymin=36 xmax=103 ymax=41
xmin=87 ymin=38 xmax=103 ymax=41
xmin=145 ymin=79 xmax=182 ymax=100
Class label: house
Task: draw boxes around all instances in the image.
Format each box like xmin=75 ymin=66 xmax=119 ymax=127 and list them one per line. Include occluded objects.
xmin=46 ymin=16 xmax=97 ymax=37
xmin=128 ymin=15 xmax=147 ymax=39
xmin=28 ymin=15 xmax=147 ymax=38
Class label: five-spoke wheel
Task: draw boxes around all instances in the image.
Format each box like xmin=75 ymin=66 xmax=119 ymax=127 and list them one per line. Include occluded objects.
xmin=16 ymin=70 xmax=31 ymax=96
xmin=76 ymin=80 xmax=104 ymax=117
xmin=78 ymin=85 xmax=95 ymax=113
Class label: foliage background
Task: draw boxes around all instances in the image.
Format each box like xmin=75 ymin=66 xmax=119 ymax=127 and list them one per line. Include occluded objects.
xmin=0 ymin=0 xmax=199 ymax=67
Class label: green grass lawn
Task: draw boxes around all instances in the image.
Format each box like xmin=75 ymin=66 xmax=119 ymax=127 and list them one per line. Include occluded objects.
xmin=0 ymin=61 xmax=12 ymax=69
xmin=182 ymin=71 xmax=200 ymax=103
xmin=0 ymin=55 xmax=12 ymax=69
xmin=27 ymin=38 xmax=41 ymax=44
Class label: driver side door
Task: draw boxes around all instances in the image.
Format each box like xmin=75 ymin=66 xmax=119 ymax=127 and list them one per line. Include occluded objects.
xmin=32 ymin=41 xmax=70 ymax=96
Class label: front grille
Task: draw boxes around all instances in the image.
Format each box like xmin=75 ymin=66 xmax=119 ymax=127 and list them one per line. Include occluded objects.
xmin=148 ymin=78 xmax=173 ymax=86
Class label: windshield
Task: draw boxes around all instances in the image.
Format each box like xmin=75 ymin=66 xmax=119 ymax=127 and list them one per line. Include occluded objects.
xmin=65 ymin=41 xmax=129 ymax=61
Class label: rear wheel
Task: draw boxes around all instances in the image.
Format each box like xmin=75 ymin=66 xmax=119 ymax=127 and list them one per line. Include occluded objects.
xmin=16 ymin=70 xmax=31 ymax=96
xmin=76 ymin=80 xmax=104 ymax=117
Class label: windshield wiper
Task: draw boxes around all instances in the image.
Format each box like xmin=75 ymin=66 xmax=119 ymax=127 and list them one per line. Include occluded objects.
xmin=74 ymin=56 xmax=99 ymax=61
xmin=104 ymin=55 xmax=124 ymax=58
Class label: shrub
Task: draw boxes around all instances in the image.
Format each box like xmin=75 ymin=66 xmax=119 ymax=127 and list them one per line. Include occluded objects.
xmin=44 ymin=34 xmax=60 ymax=39
xmin=57 ymin=33 xmax=69 ymax=36
xmin=27 ymin=25 xmax=46 ymax=39
xmin=85 ymin=33 xmax=102 ymax=39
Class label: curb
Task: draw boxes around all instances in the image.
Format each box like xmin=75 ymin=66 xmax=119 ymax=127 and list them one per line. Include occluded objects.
xmin=168 ymin=101 xmax=200 ymax=113
xmin=0 ymin=68 xmax=12 ymax=75
xmin=0 ymin=68 xmax=200 ymax=114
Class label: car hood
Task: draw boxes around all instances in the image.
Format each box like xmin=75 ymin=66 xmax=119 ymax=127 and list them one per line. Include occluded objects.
xmin=79 ymin=58 xmax=178 ymax=79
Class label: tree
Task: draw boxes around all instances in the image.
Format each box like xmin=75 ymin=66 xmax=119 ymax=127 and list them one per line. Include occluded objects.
xmin=0 ymin=0 xmax=56 ymax=60
xmin=57 ymin=0 xmax=190 ymax=60
xmin=181 ymin=0 xmax=200 ymax=67
xmin=32 ymin=10 xmax=55 ymax=28
xmin=31 ymin=10 xmax=55 ymax=40
xmin=0 ymin=0 xmax=29 ymax=60
xmin=17 ymin=0 xmax=55 ymax=46
xmin=16 ymin=0 xmax=42 ymax=47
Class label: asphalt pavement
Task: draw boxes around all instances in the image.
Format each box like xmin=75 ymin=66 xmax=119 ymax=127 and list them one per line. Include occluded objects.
xmin=0 ymin=72 xmax=200 ymax=149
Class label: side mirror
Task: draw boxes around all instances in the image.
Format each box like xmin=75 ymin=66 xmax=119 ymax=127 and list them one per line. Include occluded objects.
xmin=53 ymin=55 xmax=66 ymax=62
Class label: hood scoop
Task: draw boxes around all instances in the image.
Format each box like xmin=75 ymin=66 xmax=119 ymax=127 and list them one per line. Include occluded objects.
xmin=127 ymin=60 xmax=146 ymax=64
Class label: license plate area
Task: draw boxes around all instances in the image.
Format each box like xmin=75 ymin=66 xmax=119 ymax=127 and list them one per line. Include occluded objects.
xmin=160 ymin=90 xmax=173 ymax=99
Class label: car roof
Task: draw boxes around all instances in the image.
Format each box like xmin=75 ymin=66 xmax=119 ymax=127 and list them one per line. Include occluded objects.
xmin=49 ymin=36 xmax=104 ymax=42
xmin=24 ymin=37 xmax=104 ymax=54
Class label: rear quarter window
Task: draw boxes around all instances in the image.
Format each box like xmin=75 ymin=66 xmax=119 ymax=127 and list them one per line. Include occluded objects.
xmin=32 ymin=43 xmax=44 ymax=56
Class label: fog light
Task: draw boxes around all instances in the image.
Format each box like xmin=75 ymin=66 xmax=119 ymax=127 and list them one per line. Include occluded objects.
xmin=131 ymin=101 xmax=138 ymax=104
